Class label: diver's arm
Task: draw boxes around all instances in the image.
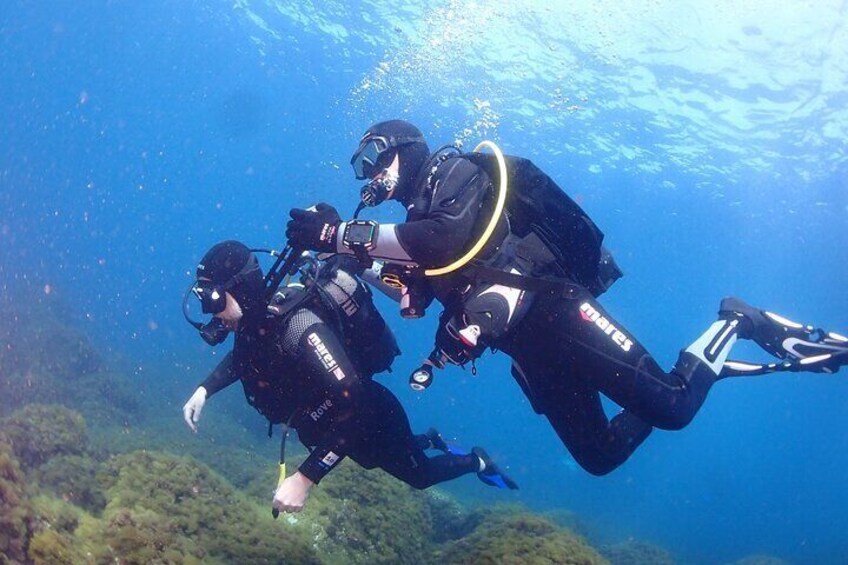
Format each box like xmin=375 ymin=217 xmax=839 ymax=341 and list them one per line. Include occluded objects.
xmin=198 ymin=351 xmax=239 ymax=397
xmin=335 ymin=158 xmax=489 ymax=268
xmin=334 ymin=221 xmax=416 ymax=263
xmin=281 ymin=315 xmax=362 ymax=484
xmin=183 ymin=351 xmax=238 ymax=432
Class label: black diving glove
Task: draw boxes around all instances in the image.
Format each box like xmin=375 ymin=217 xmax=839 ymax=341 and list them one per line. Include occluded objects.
xmin=286 ymin=203 xmax=341 ymax=254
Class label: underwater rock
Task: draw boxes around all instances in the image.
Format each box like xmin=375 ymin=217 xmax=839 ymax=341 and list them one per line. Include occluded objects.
xmin=35 ymin=454 xmax=107 ymax=514
xmin=425 ymin=488 xmax=481 ymax=543
xmin=436 ymin=509 xmax=608 ymax=565
xmin=287 ymin=459 xmax=436 ymax=564
xmin=0 ymin=439 xmax=34 ymax=564
xmin=100 ymin=507 xmax=202 ymax=565
xmin=97 ymin=450 xmax=320 ymax=564
xmin=26 ymin=528 xmax=88 ymax=565
xmin=0 ymin=287 xmax=138 ymax=425
xmin=601 ymin=539 xmax=676 ymax=565
xmin=30 ymin=495 xmax=83 ymax=536
xmin=1 ymin=404 xmax=88 ymax=470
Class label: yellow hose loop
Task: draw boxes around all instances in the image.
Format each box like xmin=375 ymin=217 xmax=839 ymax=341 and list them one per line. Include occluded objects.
xmin=424 ymin=140 xmax=508 ymax=277
xmin=276 ymin=462 xmax=287 ymax=488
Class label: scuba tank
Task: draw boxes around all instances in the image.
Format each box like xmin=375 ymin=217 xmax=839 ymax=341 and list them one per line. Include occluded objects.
xmin=461 ymin=151 xmax=622 ymax=296
xmin=313 ymin=255 xmax=400 ymax=376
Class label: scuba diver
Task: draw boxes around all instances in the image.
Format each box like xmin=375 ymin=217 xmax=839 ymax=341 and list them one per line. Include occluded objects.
xmin=181 ymin=240 xmax=518 ymax=515
xmin=284 ymin=119 xmax=848 ymax=476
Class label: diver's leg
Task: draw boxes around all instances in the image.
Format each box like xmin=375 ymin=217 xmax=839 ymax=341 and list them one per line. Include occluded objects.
xmin=503 ymin=289 xmax=736 ymax=431
xmin=512 ymin=361 xmax=652 ymax=475
xmin=413 ymin=433 xmax=430 ymax=451
xmin=366 ymin=382 xmax=479 ymax=489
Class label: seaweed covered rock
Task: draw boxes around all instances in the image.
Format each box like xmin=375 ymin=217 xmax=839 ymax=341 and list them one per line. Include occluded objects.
xmin=26 ymin=528 xmax=88 ymax=565
xmin=437 ymin=510 xmax=608 ymax=565
xmin=1 ymin=404 xmax=87 ymax=469
xmin=285 ymin=460 xmax=436 ymax=565
xmin=109 ymin=417 xmax=277 ymax=491
xmin=425 ymin=488 xmax=481 ymax=543
xmin=0 ymin=290 xmax=102 ymax=411
xmin=0 ymin=439 xmax=34 ymax=564
xmin=35 ymin=454 xmax=107 ymax=513
xmin=0 ymin=286 xmax=138 ymax=423
xmin=101 ymin=507 xmax=201 ymax=565
xmin=98 ymin=450 xmax=320 ymax=564
xmin=601 ymin=539 xmax=676 ymax=565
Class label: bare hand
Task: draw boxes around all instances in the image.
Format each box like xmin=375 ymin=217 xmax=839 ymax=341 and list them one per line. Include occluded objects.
xmin=272 ymin=472 xmax=314 ymax=514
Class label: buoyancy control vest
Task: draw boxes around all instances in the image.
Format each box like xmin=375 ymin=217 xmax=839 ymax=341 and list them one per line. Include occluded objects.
xmin=307 ymin=256 xmax=400 ymax=376
xmin=238 ymin=256 xmax=400 ymax=424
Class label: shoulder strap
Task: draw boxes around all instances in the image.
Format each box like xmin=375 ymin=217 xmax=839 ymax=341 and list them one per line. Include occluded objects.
xmin=461 ymin=261 xmax=582 ymax=297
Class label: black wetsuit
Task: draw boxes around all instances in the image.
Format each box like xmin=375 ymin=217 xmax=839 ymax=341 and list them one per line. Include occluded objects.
xmin=200 ymin=263 xmax=480 ymax=487
xmin=390 ymin=156 xmax=720 ymax=475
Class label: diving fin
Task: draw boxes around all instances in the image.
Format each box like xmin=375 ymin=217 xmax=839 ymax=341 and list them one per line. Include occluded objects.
xmin=472 ymin=447 xmax=519 ymax=490
xmin=719 ymin=297 xmax=848 ymax=361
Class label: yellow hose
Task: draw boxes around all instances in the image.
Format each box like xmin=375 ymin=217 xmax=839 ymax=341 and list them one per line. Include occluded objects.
xmin=424 ymin=140 xmax=508 ymax=276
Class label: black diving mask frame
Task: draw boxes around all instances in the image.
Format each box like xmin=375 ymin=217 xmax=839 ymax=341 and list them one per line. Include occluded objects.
xmin=350 ymin=133 xmax=425 ymax=180
xmin=182 ymin=254 xmax=261 ymax=346
xmin=182 ymin=286 xmax=231 ymax=346
xmin=183 ymin=246 xmax=316 ymax=347
xmin=191 ymin=255 xmax=261 ymax=315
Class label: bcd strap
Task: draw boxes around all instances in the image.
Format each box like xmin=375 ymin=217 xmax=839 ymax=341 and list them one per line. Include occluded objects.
xmin=461 ymin=261 xmax=582 ymax=298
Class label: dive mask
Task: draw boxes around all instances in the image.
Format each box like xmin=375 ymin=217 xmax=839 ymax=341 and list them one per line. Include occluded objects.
xmin=350 ymin=132 xmax=426 ymax=180
xmin=191 ymin=279 xmax=229 ymax=314
xmin=182 ymin=285 xmax=231 ymax=346
xmin=183 ymin=254 xmax=261 ymax=345
xmin=191 ymin=254 xmax=261 ymax=314
xmin=351 ymin=136 xmax=391 ymax=180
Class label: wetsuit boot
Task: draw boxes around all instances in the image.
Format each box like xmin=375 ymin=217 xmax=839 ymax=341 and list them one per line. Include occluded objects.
xmin=424 ymin=428 xmax=450 ymax=453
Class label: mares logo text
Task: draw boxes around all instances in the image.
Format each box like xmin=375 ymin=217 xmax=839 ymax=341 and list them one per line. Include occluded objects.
xmin=579 ymin=302 xmax=633 ymax=353
xmin=307 ymin=332 xmax=347 ymax=380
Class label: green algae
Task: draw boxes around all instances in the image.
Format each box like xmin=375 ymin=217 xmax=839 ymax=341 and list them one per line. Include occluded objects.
xmin=97 ymin=450 xmax=321 ymax=564
xmin=436 ymin=509 xmax=609 ymax=565
xmin=1 ymin=404 xmax=88 ymax=470
xmin=35 ymin=454 xmax=107 ymax=514
xmin=601 ymin=539 xmax=676 ymax=565
xmin=0 ymin=439 xmax=34 ymax=564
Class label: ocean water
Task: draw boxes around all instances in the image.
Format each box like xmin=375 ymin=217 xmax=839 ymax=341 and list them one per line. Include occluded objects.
xmin=1 ymin=1 xmax=847 ymax=563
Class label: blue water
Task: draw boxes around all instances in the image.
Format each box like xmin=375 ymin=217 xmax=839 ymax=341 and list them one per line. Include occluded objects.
xmin=2 ymin=1 xmax=847 ymax=563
